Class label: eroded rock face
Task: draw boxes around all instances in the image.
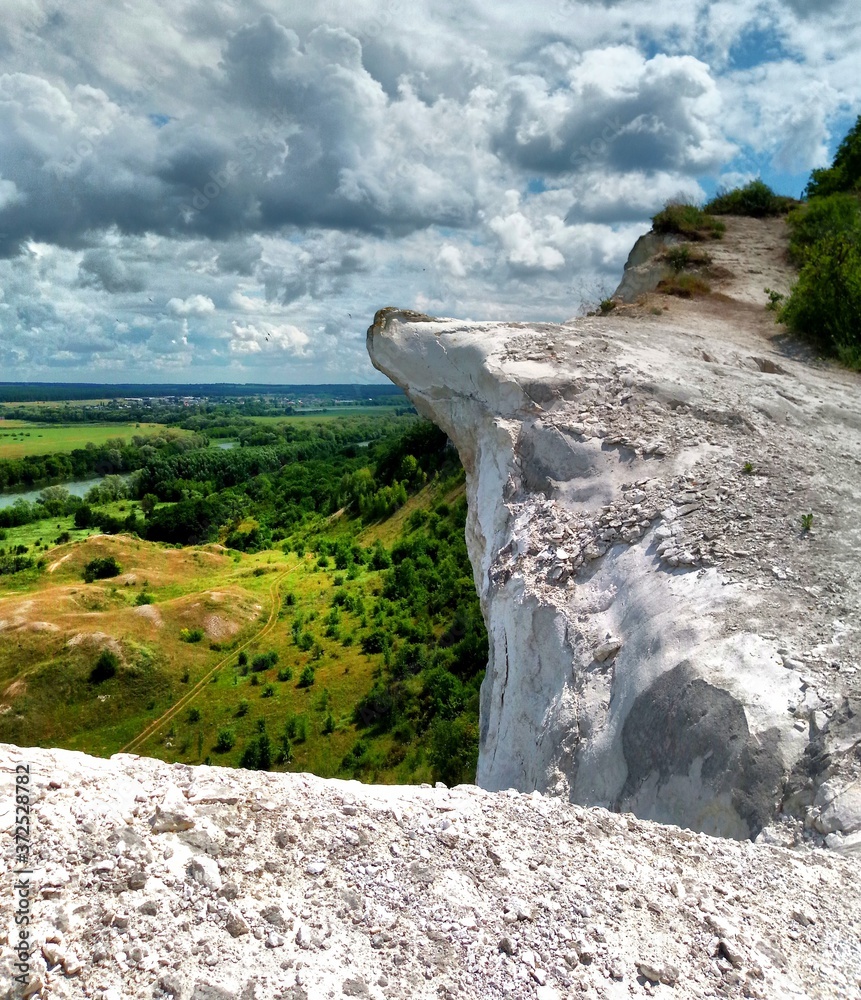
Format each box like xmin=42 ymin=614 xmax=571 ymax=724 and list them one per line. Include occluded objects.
xmin=366 ymin=219 xmax=861 ymax=841
xmin=2 ymin=745 xmax=860 ymax=1000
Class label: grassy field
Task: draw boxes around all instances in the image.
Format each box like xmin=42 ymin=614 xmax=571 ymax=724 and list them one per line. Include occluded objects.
xmin=0 ymin=421 xmax=182 ymax=459
xmin=249 ymin=406 xmax=405 ymax=424
xmin=0 ymin=521 xmax=432 ymax=781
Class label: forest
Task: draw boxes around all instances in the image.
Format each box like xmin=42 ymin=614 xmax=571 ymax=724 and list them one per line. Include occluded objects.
xmin=0 ymin=405 xmax=486 ymax=786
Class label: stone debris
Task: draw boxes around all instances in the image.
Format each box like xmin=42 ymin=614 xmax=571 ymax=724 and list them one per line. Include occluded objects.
xmin=2 ymin=745 xmax=861 ymax=1000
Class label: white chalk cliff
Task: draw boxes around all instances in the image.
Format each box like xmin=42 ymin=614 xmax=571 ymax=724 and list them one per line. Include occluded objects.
xmin=367 ymin=217 xmax=861 ymax=844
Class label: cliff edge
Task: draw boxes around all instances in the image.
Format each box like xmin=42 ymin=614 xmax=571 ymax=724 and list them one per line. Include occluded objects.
xmin=367 ymin=216 xmax=861 ymax=843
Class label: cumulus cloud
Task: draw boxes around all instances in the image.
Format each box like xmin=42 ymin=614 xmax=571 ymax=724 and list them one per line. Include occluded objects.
xmin=0 ymin=0 xmax=858 ymax=381
xmin=228 ymin=320 xmax=310 ymax=356
xmin=167 ymin=294 xmax=215 ymax=316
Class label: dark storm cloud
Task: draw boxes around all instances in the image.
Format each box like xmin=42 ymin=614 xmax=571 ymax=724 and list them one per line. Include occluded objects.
xmin=0 ymin=15 xmax=479 ymax=258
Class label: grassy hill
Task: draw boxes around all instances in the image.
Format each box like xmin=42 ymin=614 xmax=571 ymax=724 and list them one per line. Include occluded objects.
xmin=0 ymin=418 xmax=484 ymax=786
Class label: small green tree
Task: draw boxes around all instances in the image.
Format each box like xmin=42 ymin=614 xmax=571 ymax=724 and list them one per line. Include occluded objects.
xmin=89 ymin=649 xmax=119 ymax=683
xmin=140 ymin=493 xmax=159 ymax=518
xmin=83 ymin=556 xmax=122 ymax=582
xmin=298 ymin=664 xmax=316 ymax=688
xmin=214 ymin=728 xmax=236 ymax=753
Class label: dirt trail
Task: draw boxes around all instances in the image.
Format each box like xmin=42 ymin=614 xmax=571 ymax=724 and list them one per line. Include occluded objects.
xmin=119 ymin=562 xmax=300 ymax=755
xmin=705 ymin=215 xmax=794 ymax=305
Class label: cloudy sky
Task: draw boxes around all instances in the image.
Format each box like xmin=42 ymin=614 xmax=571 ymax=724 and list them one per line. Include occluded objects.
xmin=0 ymin=0 xmax=858 ymax=384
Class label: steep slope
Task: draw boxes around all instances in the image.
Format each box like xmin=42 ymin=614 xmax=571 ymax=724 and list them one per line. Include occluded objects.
xmin=2 ymin=745 xmax=860 ymax=1000
xmin=367 ymin=216 xmax=861 ymax=842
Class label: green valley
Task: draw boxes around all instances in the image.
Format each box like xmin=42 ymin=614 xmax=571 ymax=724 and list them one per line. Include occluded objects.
xmin=0 ymin=399 xmax=486 ymax=787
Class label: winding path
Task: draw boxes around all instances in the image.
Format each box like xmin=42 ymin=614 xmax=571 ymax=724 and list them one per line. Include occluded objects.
xmin=119 ymin=562 xmax=300 ymax=755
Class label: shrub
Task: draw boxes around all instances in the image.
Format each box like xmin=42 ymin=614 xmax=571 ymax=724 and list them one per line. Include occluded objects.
xmin=250 ymin=674 xmax=259 ymax=686
xmin=261 ymin=683 xmax=275 ymax=698
xmin=277 ymin=667 xmax=294 ymax=682
xmin=806 ymin=113 xmax=861 ymax=198
xmin=135 ymin=591 xmax=153 ymax=606
xmin=83 ymin=556 xmax=122 ymax=583
xmin=785 ymin=193 xmax=861 ymax=264
xmin=652 ymin=202 xmax=725 ymax=240
xmin=704 ymin=179 xmax=795 ymax=217
xmin=89 ymin=649 xmax=119 ymax=683
xmin=240 ymin=733 xmax=272 ymax=770
xmin=187 ymin=707 xmax=201 ymax=723
xmin=236 ymin=699 xmax=250 ymax=717
xmin=428 ymin=715 xmax=480 ymax=786
xmin=74 ymin=504 xmax=94 ymax=529
xmin=54 ymin=531 xmax=71 ymax=545
xmin=298 ymin=664 xmax=316 ymax=688
xmin=656 ymin=273 xmax=712 ymax=298
xmin=252 ymin=650 xmax=279 ymax=672
xmin=180 ymin=627 xmax=204 ymax=643
xmin=237 ymin=650 xmax=248 ymax=667
xmin=322 ymin=712 xmax=336 ymax=735
xmin=778 ymin=233 xmax=861 ymax=368
xmin=663 ymin=244 xmax=712 ymax=272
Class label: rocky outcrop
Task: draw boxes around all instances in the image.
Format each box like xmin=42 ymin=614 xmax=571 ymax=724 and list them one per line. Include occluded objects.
xmin=2 ymin=745 xmax=861 ymax=1000
xmin=367 ymin=216 xmax=861 ymax=842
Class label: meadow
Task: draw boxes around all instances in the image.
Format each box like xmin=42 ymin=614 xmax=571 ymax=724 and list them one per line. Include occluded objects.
xmin=0 ymin=421 xmax=182 ymax=459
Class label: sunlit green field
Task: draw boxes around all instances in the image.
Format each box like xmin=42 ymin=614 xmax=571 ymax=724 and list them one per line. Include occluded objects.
xmin=249 ymin=405 xmax=405 ymax=424
xmin=0 ymin=421 xmax=184 ymax=459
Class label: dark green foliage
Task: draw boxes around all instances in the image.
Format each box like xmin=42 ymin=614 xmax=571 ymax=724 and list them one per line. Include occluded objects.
xmin=180 ymin=627 xmax=204 ymax=643
xmin=83 ymin=556 xmax=122 ymax=582
xmin=806 ymin=114 xmax=861 ymax=198
xmin=428 ymin=715 xmax=480 ymax=787
xmin=89 ymin=649 xmax=119 ymax=684
xmin=0 ymin=552 xmax=36 ymax=576
xmin=322 ymin=712 xmax=335 ymax=735
xmin=776 ymin=118 xmax=861 ymax=367
xmin=261 ymin=683 xmax=275 ymax=698
xmin=237 ymin=650 xmax=248 ymax=667
xmin=298 ymin=664 xmax=316 ymax=688
xmin=214 ymin=728 xmax=235 ymax=753
xmin=74 ymin=504 xmax=94 ymax=529
xmin=236 ymin=699 xmax=250 ymax=717
xmin=145 ymin=496 xmax=226 ymax=545
xmin=348 ymin=493 xmax=486 ymax=782
xmin=785 ymin=194 xmax=861 ymax=264
xmin=651 ymin=202 xmax=725 ymax=240
xmin=778 ymin=234 xmax=861 ymax=368
xmin=187 ymin=707 xmax=201 ymax=723
xmin=704 ymin=179 xmax=796 ymax=217
xmin=277 ymin=667 xmax=294 ymax=682
xmin=240 ymin=732 xmax=272 ymax=770
xmin=135 ymin=591 xmax=153 ymax=606
xmin=251 ymin=650 xmax=279 ymax=672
